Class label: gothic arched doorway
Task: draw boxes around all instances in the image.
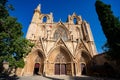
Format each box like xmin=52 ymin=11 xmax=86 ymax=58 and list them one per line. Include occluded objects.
xmin=81 ymin=63 xmax=86 ymax=75
xmin=54 ymin=47 xmax=72 ymax=75
xmin=48 ymin=46 xmax=72 ymax=75
xmin=33 ymin=51 xmax=44 ymax=75
xmin=80 ymin=51 xmax=91 ymax=75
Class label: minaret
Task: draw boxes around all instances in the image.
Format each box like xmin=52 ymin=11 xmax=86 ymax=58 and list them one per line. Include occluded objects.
xmin=26 ymin=4 xmax=41 ymax=40
xmin=31 ymin=4 xmax=41 ymax=23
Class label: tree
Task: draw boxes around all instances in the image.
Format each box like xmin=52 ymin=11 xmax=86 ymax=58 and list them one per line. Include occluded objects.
xmin=95 ymin=0 xmax=120 ymax=66
xmin=0 ymin=0 xmax=34 ymax=68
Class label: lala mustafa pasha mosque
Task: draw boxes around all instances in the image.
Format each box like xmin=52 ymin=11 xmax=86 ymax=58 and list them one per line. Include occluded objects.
xmin=16 ymin=4 xmax=103 ymax=76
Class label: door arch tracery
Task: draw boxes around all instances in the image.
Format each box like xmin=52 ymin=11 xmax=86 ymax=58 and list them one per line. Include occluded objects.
xmin=48 ymin=46 xmax=73 ymax=75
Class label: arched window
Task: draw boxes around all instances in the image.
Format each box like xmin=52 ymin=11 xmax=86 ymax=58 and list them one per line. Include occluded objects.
xmin=73 ymin=18 xmax=77 ymax=24
xmin=54 ymin=26 xmax=68 ymax=41
xmin=42 ymin=16 xmax=47 ymax=23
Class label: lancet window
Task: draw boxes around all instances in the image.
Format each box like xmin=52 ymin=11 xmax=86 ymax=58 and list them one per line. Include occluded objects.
xmin=54 ymin=27 xmax=68 ymax=41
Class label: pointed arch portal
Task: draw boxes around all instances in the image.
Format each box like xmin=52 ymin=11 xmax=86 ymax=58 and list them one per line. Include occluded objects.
xmin=48 ymin=46 xmax=73 ymax=75
xmin=55 ymin=52 xmax=69 ymax=75
xmin=80 ymin=51 xmax=91 ymax=75
xmin=33 ymin=51 xmax=45 ymax=75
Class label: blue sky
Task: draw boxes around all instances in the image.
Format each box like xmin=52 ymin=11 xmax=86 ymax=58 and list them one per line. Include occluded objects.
xmin=8 ymin=0 xmax=120 ymax=53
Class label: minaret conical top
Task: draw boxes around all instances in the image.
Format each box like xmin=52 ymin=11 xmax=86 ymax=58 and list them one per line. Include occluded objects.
xmin=35 ymin=4 xmax=41 ymax=12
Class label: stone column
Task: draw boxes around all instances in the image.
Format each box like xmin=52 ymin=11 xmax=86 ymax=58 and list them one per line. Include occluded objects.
xmin=43 ymin=59 xmax=47 ymax=76
xmin=73 ymin=61 xmax=77 ymax=76
xmin=71 ymin=62 xmax=74 ymax=76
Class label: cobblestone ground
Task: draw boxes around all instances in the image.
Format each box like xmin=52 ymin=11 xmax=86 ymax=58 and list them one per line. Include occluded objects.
xmin=18 ymin=75 xmax=118 ymax=80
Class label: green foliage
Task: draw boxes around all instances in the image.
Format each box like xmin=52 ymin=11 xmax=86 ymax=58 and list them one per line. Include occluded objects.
xmin=15 ymin=59 xmax=25 ymax=68
xmin=95 ymin=0 xmax=120 ymax=61
xmin=0 ymin=0 xmax=9 ymax=18
xmin=0 ymin=0 xmax=8 ymax=6
xmin=0 ymin=0 xmax=34 ymax=68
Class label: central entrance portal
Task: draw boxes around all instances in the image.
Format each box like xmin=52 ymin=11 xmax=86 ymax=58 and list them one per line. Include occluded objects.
xmin=54 ymin=50 xmax=72 ymax=75
xmin=55 ymin=64 xmax=66 ymax=75
xmin=48 ymin=46 xmax=72 ymax=75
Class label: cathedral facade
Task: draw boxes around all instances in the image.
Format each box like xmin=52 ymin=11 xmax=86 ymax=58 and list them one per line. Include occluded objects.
xmin=19 ymin=4 xmax=97 ymax=76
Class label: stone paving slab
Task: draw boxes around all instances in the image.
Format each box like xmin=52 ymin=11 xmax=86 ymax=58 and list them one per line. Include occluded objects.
xmin=18 ymin=75 xmax=118 ymax=80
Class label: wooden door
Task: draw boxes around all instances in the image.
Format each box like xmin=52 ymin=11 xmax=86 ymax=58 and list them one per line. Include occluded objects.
xmin=34 ymin=63 xmax=40 ymax=75
xmin=55 ymin=64 xmax=60 ymax=75
xmin=61 ymin=64 xmax=66 ymax=74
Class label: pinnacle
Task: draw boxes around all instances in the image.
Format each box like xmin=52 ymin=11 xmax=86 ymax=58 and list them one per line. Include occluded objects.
xmin=35 ymin=4 xmax=41 ymax=12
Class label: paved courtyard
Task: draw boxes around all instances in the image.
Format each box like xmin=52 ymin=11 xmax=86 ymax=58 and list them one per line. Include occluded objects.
xmin=18 ymin=75 xmax=117 ymax=80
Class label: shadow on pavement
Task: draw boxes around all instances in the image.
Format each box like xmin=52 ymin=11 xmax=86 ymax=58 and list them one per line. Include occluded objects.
xmin=70 ymin=76 xmax=96 ymax=80
xmin=43 ymin=75 xmax=95 ymax=80
xmin=43 ymin=75 xmax=64 ymax=80
xmin=0 ymin=74 xmax=19 ymax=80
xmin=43 ymin=75 xmax=118 ymax=80
xmin=69 ymin=76 xmax=118 ymax=80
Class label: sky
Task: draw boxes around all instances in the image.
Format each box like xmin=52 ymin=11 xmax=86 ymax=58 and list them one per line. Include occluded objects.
xmin=8 ymin=0 xmax=120 ymax=53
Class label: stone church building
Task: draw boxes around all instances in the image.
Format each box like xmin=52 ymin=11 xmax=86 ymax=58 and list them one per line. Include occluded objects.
xmin=17 ymin=4 xmax=97 ymax=76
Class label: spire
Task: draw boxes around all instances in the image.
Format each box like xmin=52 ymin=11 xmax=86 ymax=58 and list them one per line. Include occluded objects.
xmin=35 ymin=4 xmax=41 ymax=12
